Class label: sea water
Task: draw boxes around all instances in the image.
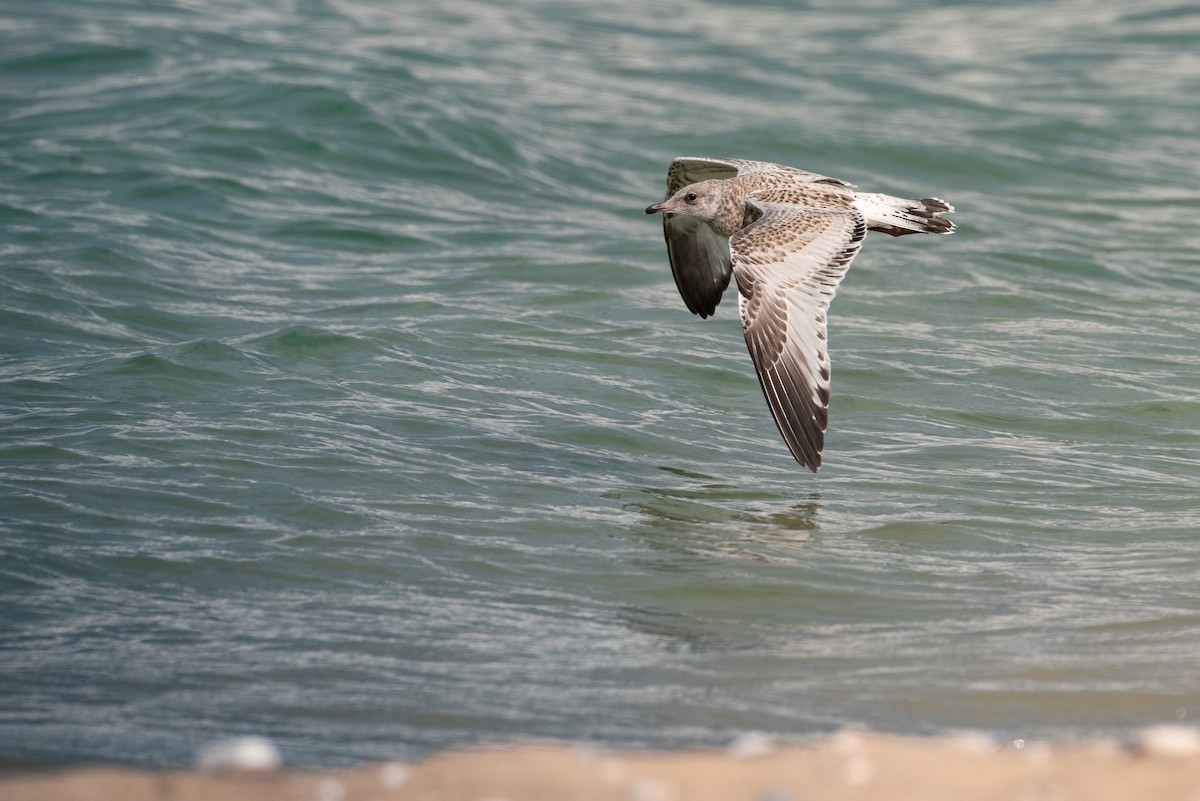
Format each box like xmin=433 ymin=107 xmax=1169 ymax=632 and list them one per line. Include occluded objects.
xmin=2 ymin=0 xmax=1199 ymax=768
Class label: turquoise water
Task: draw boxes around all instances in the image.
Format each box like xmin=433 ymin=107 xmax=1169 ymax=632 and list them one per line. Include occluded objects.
xmin=3 ymin=0 xmax=1200 ymax=769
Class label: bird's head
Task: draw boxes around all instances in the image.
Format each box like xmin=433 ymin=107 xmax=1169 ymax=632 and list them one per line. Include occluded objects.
xmin=644 ymin=180 xmax=726 ymax=222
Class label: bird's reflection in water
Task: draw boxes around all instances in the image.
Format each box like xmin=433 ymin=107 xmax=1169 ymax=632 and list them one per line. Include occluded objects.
xmin=599 ymin=468 xmax=828 ymax=651
xmin=617 ymin=469 xmax=823 ymax=566
xmin=613 ymin=493 xmax=823 ymax=652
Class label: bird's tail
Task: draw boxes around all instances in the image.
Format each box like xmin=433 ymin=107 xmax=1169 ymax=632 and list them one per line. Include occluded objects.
xmin=855 ymin=193 xmax=955 ymax=237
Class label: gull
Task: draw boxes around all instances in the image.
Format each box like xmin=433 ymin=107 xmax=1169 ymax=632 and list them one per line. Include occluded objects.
xmin=644 ymin=156 xmax=955 ymax=471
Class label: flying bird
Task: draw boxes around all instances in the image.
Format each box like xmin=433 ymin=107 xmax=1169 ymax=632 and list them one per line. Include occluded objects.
xmin=645 ymin=156 xmax=955 ymax=471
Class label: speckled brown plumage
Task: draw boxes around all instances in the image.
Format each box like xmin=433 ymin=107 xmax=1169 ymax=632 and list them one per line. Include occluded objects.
xmin=644 ymin=156 xmax=955 ymax=471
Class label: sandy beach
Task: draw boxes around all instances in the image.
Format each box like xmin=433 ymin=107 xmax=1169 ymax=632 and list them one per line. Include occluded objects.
xmin=6 ymin=729 xmax=1200 ymax=801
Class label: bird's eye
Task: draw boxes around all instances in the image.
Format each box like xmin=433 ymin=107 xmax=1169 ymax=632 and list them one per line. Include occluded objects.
xmin=685 ymin=192 xmax=697 ymax=202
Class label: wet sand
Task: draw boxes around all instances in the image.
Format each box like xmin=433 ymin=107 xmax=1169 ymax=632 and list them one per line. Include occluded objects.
xmin=5 ymin=728 xmax=1200 ymax=801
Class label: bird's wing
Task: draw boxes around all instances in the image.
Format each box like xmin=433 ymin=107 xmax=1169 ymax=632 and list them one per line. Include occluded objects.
xmin=660 ymin=158 xmax=853 ymax=318
xmin=660 ymin=159 xmax=738 ymax=318
xmin=661 ymin=212 xmax=732 ymax=318
xmin=666 ymin=157 xmax=854 ymax=193
xmin=731 ymin=198 xmax=867 ymax=471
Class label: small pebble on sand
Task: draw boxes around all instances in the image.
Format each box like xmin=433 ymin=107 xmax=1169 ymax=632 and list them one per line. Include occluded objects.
xmin=1138 ymin=725 xmax=1200 ymax=757
xmin=194 ymin=735 xmax=282 ymax=771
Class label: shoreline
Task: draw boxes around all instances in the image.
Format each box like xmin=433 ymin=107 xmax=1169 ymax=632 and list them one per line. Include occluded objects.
xmin=5 ymin=728 xmax=1200 ymax=801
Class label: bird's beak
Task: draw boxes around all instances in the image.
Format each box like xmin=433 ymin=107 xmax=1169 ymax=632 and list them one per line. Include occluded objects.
xmin=644 ymin=201 xmax=669 ymax=215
